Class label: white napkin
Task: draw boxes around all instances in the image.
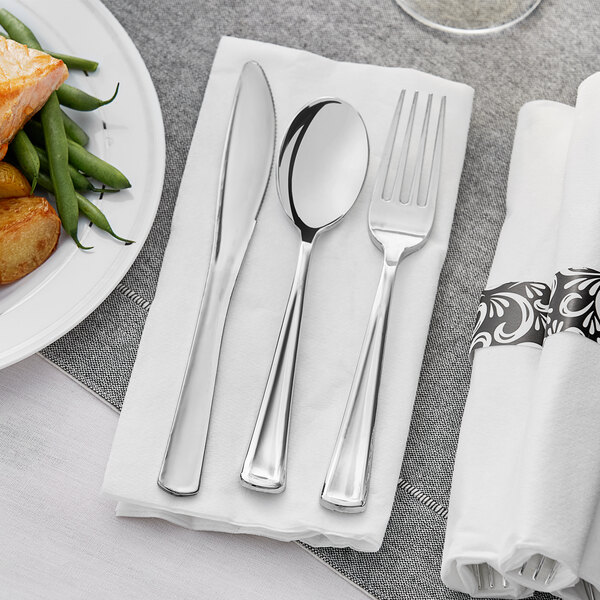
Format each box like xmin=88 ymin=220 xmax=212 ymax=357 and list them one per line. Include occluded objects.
xmin=441 ymin=100 xmax=574 ymax=597
xmin=103 ymin=36 xmax=473 ymax=552
xmin=502 ymin=72 xmax=600 ymax=594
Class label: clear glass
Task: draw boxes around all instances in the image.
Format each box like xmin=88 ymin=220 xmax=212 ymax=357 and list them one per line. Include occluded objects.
xmin=395 ymin=0 xmax=542 ymax=34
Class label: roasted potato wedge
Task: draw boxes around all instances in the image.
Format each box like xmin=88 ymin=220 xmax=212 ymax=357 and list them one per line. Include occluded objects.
xmin=0 ymin=195 xmax=60 ymax=284
xmin=0 ymin=161 xmax=31 ymax=198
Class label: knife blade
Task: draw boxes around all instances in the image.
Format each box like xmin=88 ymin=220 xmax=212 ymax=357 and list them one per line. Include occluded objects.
xmin=158 ymin=61 xmax=276 ymax=496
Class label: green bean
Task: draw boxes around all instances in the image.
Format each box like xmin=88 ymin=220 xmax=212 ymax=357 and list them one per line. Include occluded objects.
xmin=34 ymin=145 xmax=115 ymax=194
xmin=67 ymin=138 xmax=130 ymax=189
xmin=0 ymin=9 xmax=41 ymax=49
xmin=11 ymin=130 xmax=39 ymax=193
xmin=36 ymin=172 xmax=52 ymax=189
xmin=41 ymin=93 xmax=89 ymax=249
xmin=36 ymin=171 xmax=133 ymax=244
xmin=57 ymin=83 xmax=119 ymax=112
xmin=48 ymin=52 xmax=98 ymax=72
xmin=27 ymin=120 xmax=130 ymax=190
xmin=76 ymin=192 xmax=133 ymax=244
xmin=30 ymin=127 xmax=87 ymax=190
xmin=29 ymin=117 xmax=80 ymax=145
xmin=61 ymin=109 xmax=89 ymax=146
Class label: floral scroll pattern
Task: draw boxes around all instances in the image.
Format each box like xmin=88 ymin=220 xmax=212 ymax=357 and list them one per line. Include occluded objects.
xmin=469 ymin=281 xmax=551 ymax=361
xmin=546 ymin=268 xmax=600 ymax=341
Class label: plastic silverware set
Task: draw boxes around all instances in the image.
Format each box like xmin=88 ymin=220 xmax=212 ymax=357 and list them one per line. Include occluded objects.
xmin=159 ymin=61 xmax=447 ymax=513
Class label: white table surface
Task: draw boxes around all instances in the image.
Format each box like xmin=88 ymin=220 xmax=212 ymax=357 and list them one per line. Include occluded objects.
xmin=0 ymin=355 xmax=369 ymax=600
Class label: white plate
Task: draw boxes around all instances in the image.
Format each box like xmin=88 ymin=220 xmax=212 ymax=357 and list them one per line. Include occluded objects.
xmin=0 ymin=0 xmax=165 ymax=368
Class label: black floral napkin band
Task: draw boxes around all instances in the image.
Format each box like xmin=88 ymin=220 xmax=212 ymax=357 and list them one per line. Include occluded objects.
xmin=469 ymin=268 xmax=600 ymax=361
xmin=469 ymin=281 xmax=551 ymax=361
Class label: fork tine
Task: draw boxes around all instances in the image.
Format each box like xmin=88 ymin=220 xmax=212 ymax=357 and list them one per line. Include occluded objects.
xmin=390 ymin=91 xmax=419 ymax=204
xmin=472 ymin=564 xmax=482 ymax=591
xmin=544 ymin=560 xmax=558 ymax=585
xmin=406 ymin=93 xmax=433 ymax=206
xmin=374 ymin=90 xmax=405 ymax=202
xmin=584 ymin=581 xmax=597 ymax=600
xmin=532 ymin=556 xmax=545 ymax=581
xmin=487 ymin=564 xmax=495 ymax=589
xmin=421 ymin=95 xmax=446 ymax=209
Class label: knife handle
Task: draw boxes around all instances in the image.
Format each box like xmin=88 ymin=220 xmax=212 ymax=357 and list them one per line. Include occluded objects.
xmin=241 ymin=241 xmax=313 ymax=493
xmin=158 ymin=264 xmax=235 ymax=496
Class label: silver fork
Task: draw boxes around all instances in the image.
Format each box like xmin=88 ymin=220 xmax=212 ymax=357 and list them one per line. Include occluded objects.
xmin=516 ymin=557 xmax=599 ymax=599
xmin=516 ymin=555 xmax=558 ymax=587
xmin=471 ymin=564 xmax=509 ymax=593
xmin=320 ymin=90 xmax=446 ymax=512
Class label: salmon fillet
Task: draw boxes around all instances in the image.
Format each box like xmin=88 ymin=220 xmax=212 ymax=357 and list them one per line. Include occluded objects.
xmin=0 ymin=36 xmax=68 ymax=160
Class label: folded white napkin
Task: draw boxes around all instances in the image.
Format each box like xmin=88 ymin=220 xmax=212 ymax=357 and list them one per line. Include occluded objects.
xmin=441 ymin=100 xmax=574 ymax=597
xmin=502 ymin=72 xmax=600 ymax=595
xmin=443 ymin=73 xmax=600 ymax=598
xmin=103 ymin=36 xmax=473 ymax=551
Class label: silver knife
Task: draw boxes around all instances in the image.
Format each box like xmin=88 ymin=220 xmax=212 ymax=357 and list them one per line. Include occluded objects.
xmin=158 ymin=61 xmax=276 ymax=496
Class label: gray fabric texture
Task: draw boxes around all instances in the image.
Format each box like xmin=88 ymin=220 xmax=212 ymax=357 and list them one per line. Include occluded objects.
xmin=39 ymin=1 xmax=600 ymax=598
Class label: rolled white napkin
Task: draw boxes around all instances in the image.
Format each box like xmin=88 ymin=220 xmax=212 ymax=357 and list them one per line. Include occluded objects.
xmin=502 ymin=73 xmax=600 ymax=594
xmin=441 ymin=100 xmax=574 ymax=596
xmin=103 ymin=36 xmax=473 ymax=551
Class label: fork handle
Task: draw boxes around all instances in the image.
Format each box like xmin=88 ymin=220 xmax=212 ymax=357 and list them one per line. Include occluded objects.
xmin=321 ymin=258 xmax=398 ymax=512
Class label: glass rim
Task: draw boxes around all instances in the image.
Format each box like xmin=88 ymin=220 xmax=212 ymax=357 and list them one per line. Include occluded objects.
xmin=395 ymin=0 xmax=543 ymax=35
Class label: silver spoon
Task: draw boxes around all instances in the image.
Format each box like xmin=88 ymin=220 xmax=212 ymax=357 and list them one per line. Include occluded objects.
xmin=240 ymin=98 xmax=369 ymax=493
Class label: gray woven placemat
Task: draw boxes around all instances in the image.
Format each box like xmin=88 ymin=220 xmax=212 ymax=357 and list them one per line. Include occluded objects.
xmin=41 ymin=1 xmax=600 ymax=598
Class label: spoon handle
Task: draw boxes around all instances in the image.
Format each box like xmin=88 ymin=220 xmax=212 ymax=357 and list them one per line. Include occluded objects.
xmin=321 ymin=257 xmax=398 ymax=512
xmin=241 ymin=240 xmax=313 ymax=493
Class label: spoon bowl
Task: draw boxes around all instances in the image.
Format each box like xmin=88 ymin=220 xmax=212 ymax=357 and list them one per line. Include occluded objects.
xmin=277 ymin=98 xmax=369 ymax=239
